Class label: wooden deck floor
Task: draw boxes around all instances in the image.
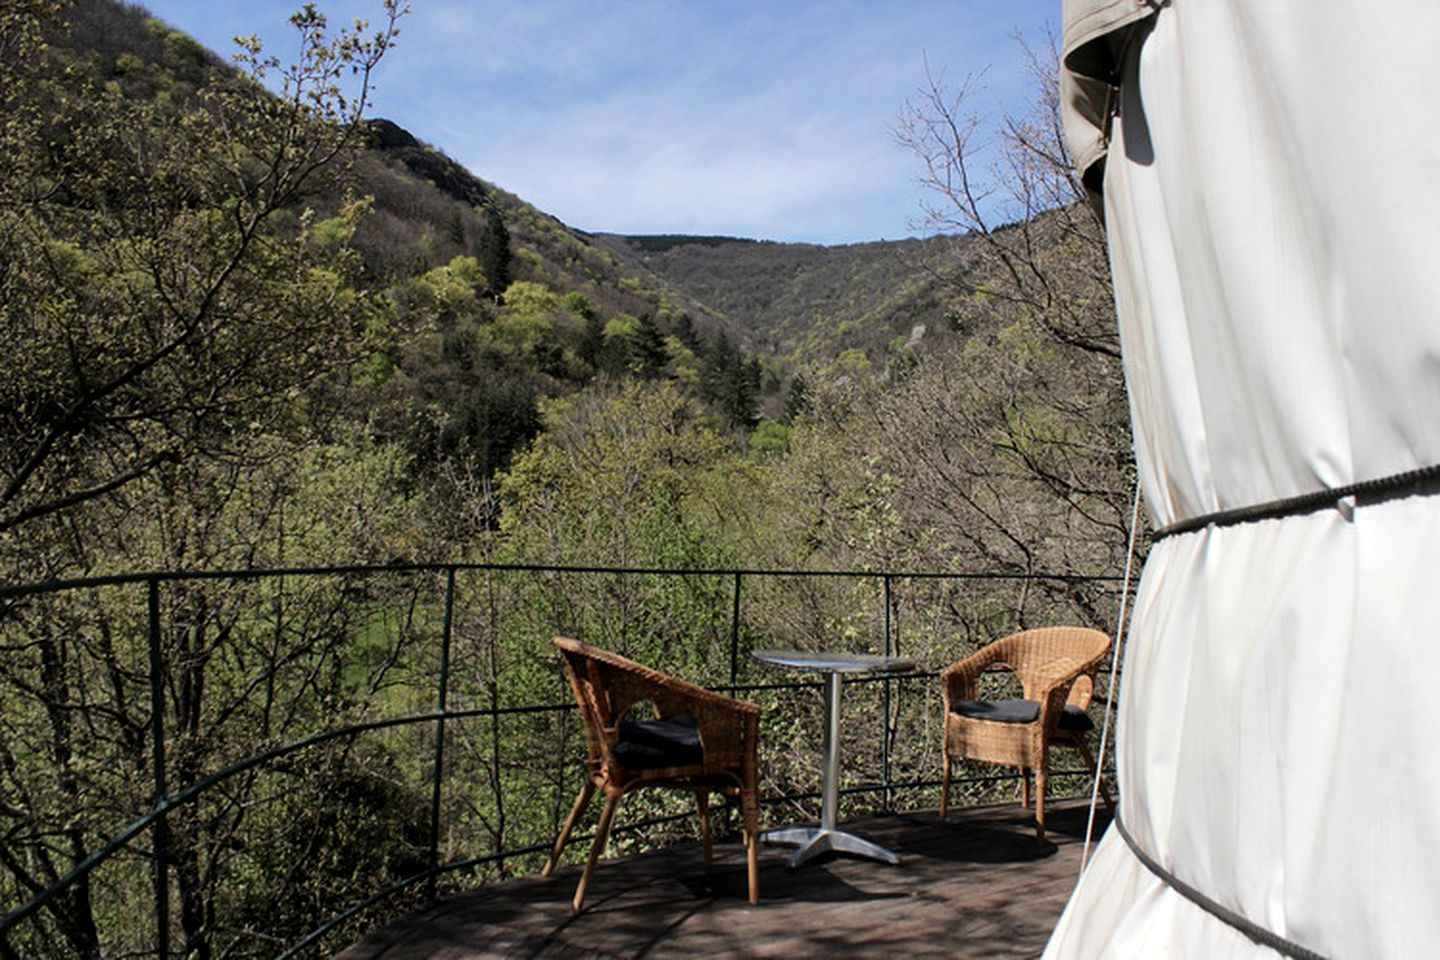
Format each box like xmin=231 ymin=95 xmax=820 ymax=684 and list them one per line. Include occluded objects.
xmin=340 ymin=798 xmax=1109 ymax=959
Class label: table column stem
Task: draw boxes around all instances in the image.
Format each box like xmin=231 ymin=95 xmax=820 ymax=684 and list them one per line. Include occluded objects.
xmin=821 ymin=671 xmax=842 ymax=831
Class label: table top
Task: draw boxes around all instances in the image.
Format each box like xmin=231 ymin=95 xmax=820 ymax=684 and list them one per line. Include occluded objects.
xmin=750 ymin=649 xmax=917 ymax=675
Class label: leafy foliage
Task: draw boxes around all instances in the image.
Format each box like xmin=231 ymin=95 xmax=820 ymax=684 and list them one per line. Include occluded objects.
xmin=0 ymin=4 xmax=1136 ymax=956
xmin=0 ymin=0 xmax=399 ymax=560
xmin=596 ymin=232 xmax=968 ymax=375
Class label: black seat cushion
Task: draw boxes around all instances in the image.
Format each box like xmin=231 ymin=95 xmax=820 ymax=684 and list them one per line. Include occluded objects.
xmin=952 ymin=698 xmax=1094 ymax=732
xmin=615 ymin=714 xmax=703 ymax=768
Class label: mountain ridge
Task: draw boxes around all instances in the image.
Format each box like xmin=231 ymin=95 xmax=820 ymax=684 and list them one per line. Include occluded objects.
xmin=591 ymin=231 xmax=970 ymax=369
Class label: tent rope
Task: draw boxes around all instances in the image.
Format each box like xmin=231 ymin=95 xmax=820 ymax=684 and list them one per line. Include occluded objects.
xmin=1079 ymin=478 xmax=1142 ymax=874
xmin=1152 ymin=462 xmax=1440 ymax=540
xmin=1113 ymin=816 xmax=1329 ymax=960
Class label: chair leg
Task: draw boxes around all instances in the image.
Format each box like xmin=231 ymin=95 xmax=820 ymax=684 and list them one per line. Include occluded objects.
xmin=1075 ymin=738 xmax=1115 ymax=811
xmin=696 ymin=790 xmax=713 ymax=865
xmin=1034 ymin=762 xmax=1048 ymax=841
xmin=1021 ymin=767 xmax=1031 ymax=809
xmin=939 ymin=755 xmax=951 ymax=822
xmin=743 ymin=788 xmax=759 ymax=904
xmin=543 ymin=780 xmax=596 ymax=877
xmin=573 ymin=789 xmax=621 ymax=913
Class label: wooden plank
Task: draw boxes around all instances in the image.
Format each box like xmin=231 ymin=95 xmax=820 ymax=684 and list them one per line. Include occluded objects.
xmin=341 ymin=799 xmax=1111 ymax=959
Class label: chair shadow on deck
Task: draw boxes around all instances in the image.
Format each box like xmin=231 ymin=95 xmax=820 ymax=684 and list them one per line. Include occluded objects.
xmin=340 ymin=798 xmax=1111 ymax=959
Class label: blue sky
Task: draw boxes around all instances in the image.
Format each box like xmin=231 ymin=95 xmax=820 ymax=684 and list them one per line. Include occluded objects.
xmin=136 ymin=1 xmax=1059 ymax=245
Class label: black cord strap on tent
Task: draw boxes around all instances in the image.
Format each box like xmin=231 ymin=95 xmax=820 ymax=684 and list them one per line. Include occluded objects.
xmin=1152 ymin=462 xmax=1440 ymax=541
xmin=1113 ymin=816 xmax=1328 ymax=960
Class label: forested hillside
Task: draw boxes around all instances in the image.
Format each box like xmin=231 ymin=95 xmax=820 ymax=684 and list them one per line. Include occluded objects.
xmin=594 ymin=232 xmax=966 ymax=371
xmin=0 ymin=0 xmax=1132 ymax=583
xmin=0 ymin=2 xmax=1134 ymax=956
xmin=0 ymin=0 xmax=790 ymax=569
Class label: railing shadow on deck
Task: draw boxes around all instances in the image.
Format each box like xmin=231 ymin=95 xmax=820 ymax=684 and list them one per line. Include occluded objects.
xmin=0 ymin=561 xmax=1121 ymax=958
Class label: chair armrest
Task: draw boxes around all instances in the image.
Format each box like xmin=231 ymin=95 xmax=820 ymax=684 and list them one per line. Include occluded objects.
xmin=1066 ymin=673 xmax=1097 ymax=711
xmin=553 ymin=637 xmax=760 ymax=773
xmin=608 ymin=658 xmax=760 ymax=769
xmin=939 ymin=643 xmax=1012 ymax=707
xmin=651 ymin=672 xmax=759 ymax=751
xmin=633 ymin=664 xmax=760 ymax=719
xmin=1030 ymin=656 xmax=1094 ymax=727
xmin=687 ymin=695 xmax=762 ymax=770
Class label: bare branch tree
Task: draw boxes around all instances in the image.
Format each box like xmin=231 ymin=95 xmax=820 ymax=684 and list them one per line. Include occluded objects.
xmin=895 ymin=33 xmax=1119 ymax=360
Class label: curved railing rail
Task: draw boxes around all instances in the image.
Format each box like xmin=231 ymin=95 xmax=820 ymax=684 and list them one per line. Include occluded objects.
xmin=0 ymin=561 xmax=1123 ymax=958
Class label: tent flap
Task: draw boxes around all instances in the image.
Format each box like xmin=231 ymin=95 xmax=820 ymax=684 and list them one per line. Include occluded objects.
xmin=1060 ymin=0 xmax=1157 ymax=201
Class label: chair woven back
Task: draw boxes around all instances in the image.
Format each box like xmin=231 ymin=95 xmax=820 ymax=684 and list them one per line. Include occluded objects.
xmin=554 ymin=639 xmax=614 ymax=774
xmin=987 ymin=626 xmax=1111 ymax=708
xmin=553 ymin=636 xmax=753 ymax=778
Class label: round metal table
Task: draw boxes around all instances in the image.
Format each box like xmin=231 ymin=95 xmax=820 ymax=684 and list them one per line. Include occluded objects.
xmin=751 ymin=649 xmax=917 ymax=867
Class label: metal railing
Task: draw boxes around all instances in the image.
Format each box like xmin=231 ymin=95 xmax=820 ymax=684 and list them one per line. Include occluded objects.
xmin=0 ymin=561 xmax=1122 ymax=958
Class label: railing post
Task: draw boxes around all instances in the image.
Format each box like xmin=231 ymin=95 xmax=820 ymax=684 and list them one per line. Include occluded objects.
xmin=427 ymin=567 xmax=456 ymax=903
xmin=881 ymin=575 xmax=893 ymax=813
xmin=728 ymin=572 xmax=742 ymax=696
xmin=147 ymin=577 xmax=170 ymax=959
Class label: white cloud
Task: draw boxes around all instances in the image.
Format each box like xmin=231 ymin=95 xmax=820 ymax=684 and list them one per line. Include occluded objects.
xmin=138 ymin=0 xmax=1060 ymax=243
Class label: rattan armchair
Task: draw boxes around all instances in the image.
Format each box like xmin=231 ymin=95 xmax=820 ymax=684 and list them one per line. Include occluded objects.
xmin=542 ymin=636 xmax=762 ymax=911
xmin=939 ymin=626 xmax=1113 ymax=840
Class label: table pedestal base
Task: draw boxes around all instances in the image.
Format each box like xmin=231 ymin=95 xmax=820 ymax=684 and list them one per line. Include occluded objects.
xmin=762 ymin=825 xmax=901 ymax=868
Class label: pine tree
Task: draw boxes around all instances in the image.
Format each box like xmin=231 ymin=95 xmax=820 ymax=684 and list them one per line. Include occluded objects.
xmin=632 ymin=313 xmax=668 ymax=378
xmin=784 ymin=374 xmax=810 ymax=421
xmin=478 ymin=204 xmax=511 ymax=296
xmin=674 ymin=313 xmax=703 ymax=352
xmin=700 ymin=331 xmax=737 ymax=407
xmin=699 ymin=332 xmax=759 ymax=429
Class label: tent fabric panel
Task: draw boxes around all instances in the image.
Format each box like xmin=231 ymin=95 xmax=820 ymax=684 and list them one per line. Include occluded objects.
xmin=1060 ymin=68 xmax=1114 ymax=200
xmin=1051 ymin=500 xmax=1440 ymax=957
xmin=1062 ymin=0 xmax=1155 ymax=80
xmin=1046 ymin=830 xmax=1269 ymax=959
xmin=1111 ymin=0 xmax=1440 ymax=529
xmin=1050 ymin=1 xmax=1440 ymax=956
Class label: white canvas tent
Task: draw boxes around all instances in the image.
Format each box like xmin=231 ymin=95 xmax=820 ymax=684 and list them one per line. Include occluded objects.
xmin=1048 ymin=1 xmax=1440 ymax=957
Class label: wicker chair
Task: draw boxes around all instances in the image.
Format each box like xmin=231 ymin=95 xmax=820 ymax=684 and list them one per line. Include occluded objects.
xmin=939 ymin=626 xmax=1113 ymax=840
xmin=542 ymin=636 xmax=762 ymax=911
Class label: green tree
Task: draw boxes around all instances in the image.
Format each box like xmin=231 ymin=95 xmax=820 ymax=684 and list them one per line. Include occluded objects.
xmin=0 ymin=4 xmax=409 ymax=954
xmin=663 ymin=334 xmax=701 ymax=389
xmin=579 ymin=311 xmax=606 ymax=372
xmin=380 ymin=269 xmax=544 ymax=484
xmin=673 ymin=312 xmax=703 ymax=353
xmin=699 ymin=332 xmax=759 ymax=429
xmin=749 ymin=419 xmax=791 ymax=458
xmin=631 ymin=313 xmax=669 ymax=378
xmin=477 ymin=204 xmax=511 ymax=296
xmin=495 ymin=380 xmax=747 ymax=570
xmin=599 ymin=311 xmax=667 ymax=379
xmin=784 ymin=373 xmax=811 ymax=421
xmin=0 ymin=1 xmax=404 ymax=566
xmin=0 ymin=427 xmax=434 ymax=958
